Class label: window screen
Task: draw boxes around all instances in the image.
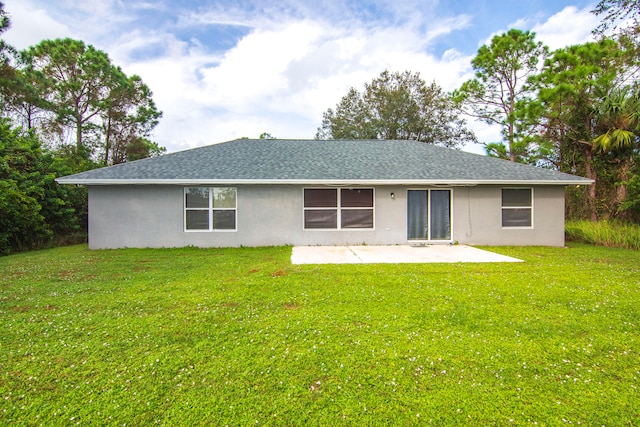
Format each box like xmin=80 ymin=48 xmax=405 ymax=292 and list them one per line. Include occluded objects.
xmin=304 ymin=188 xmax=374 ymax=229
xmin=341 ymin=189 xmax=374 ymax=207
xmin=502 ymin=188 xmax=532 ymax=228
xmin=304 ymin=210 xmax=338 ymax=229
xmin=341 ymin=209 xmax=374 ymax=228
xmin=304 ymin=189 xmax=337 ymax=207
xmin=185 ymin=187 xmax=237 ymax=231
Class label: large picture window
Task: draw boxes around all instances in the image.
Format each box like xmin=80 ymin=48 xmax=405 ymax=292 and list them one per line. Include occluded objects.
xmin=502 ymin=188 xmax=533 ymax=228
xmin=185 ymin=187 xmax=237 ymax=231
xmin=304 ymin=188 xmax=374 ymax=230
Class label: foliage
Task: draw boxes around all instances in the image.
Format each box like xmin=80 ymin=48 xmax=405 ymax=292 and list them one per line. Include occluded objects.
xmin=593 ymin=87 xmax=639 ymax=153
xmin=592 ymin=0 xmax=640 ymax=86
xmin=0 ymin=180 xmax=49 ymax=255
xmin=593 ymin=0 xmax=640 ymax=38
xmin=536 ymin=40 xmax=627 ymax=221
xmin=21 ymin=38 xmax=117 ymax=154
xmin=0 ymin=120 xmax=82 ymax=255
xmin=0 ymin=65 xmax=49 ymax=131
xmin=453 ymin=29 xmax=548 ymax=162
xmin=565 ymin=219 xmax=640 ymax=249
xmin=592 ymin=86 xmax=640 ymax=213
xmin=0 ymin=1 xmax=19 ymax=115
xmin=259 ymin=132 xmax=276 ymax=139
xmin=317 ymin=70 xmax=476 ymax=148
xmin=0 ymin=2 xmax=14 ymax=65
xmin=0 ymin=9 xmax=166 ymax=253
xmin=620 ymin=170 xmax=640 ymax=217
xmin=125 ymin=137 xmax=166 ymax=161
xmin=452 ymin=24 xmax=639 ymax=222
xmin=1 ymin=244 xmax=639 ymax=425
xmin=16 ymin=38 xmax=163 ymax=164
xmin=100 ymin=74 xmax=163 ymax=164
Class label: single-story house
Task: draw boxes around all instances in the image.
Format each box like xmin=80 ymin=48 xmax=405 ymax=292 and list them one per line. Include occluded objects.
xmin=56 ymin=139 xmax=592 ymax=249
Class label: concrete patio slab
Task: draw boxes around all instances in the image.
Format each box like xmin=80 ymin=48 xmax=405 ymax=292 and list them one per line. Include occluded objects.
xmin=291 ymin=245 xmax=522 ymax=264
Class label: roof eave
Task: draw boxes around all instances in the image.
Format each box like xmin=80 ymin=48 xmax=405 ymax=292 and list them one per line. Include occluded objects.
xmin=55 ymin=178 xmax=594 ymax=186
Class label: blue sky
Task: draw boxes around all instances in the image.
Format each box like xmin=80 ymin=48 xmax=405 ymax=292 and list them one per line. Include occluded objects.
xmin=4 ymin=0 xmax=599 ymax=154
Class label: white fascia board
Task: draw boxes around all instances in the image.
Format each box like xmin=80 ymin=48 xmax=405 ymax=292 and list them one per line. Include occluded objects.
xmin=55 ymin=178 xmax=594 ymax=186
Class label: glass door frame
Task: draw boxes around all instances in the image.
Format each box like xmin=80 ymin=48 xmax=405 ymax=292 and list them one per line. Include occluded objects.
xmin=406 ymin=188 xmax=453 ymax=242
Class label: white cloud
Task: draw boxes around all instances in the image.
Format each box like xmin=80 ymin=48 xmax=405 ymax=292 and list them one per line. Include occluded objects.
xmin=1 ymin=0 xmax=480 ymax=152
xmin=109 ymin=14 xmax=478 ymax=151
xmin=0 ymin=0 xmax=603 ymax=155
xmin=56 ymin=0 xmax=141 ymax=38
xmin=425 ymin=14 xmax=473 ymax=44
xmin=532 ymin=6 xmax=598 ymax=49
xmin=197 ymin=21 xmax=323 ymax=110
xmin=479 ymin=6 xmax=597 ymax=51
xmin=3 ymin=0 xmax=73 ymax=49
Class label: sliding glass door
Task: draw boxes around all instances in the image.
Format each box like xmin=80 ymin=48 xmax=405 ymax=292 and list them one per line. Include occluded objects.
xmin=407 ymin=190 xmax=428 ymax=240
xmin=407 ymin=189 xmax=451 ymax=241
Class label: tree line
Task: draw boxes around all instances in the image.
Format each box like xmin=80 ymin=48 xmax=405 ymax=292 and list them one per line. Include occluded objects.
xmin=317 ymin=0 xmax=639 ymax=223
xmin=0 ymin=2 xmax=164 ymax=254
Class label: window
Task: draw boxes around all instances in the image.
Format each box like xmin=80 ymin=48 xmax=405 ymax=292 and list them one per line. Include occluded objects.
xmin=304 ymin=188 xmax=374 ymax=229
xmin=185 ymin=187 xmax=236 ymax=231
xmin=502 ymin=188 xmax=533 ymax=228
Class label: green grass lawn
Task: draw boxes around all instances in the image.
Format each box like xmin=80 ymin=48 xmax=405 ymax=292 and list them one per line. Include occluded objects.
xmin=1 ymin=244 xmax=638 ymax=426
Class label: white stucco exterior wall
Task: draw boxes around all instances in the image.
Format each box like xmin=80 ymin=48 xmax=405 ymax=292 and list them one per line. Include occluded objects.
xmin=452 ymin=186 xmax=565 ymax=246
xmin=87 ymin=184 xmax=566 ymax=249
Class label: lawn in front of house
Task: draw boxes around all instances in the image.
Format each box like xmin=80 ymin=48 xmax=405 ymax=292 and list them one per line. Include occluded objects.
xmin=1 ymin=244 xmax=638 ymax=425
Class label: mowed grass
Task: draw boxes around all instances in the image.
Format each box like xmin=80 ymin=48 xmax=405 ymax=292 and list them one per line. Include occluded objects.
xmin=1 ymin=245 xmax=639 ymax=426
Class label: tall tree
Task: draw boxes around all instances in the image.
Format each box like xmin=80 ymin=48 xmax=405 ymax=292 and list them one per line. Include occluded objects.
xmin=1 ymin=66 xmax=52 ymax=131
xmin=536 ymin=40 xmax=623 ymax=221
xmin=593 ymin=0 xmax=640 ymax=87
xmin=0 ymin=7 xmax=54 ymax=135
xmin=453 ymin=29 xmax=548 ymax=162
xmin=101 ymin=74 xmax=162 ymax=164
xmin=317 ymin=70 xmax=476 ymax=148
xmin=20 ymin=38 xmax=163 ymax=164
xmin=22 ymin=38 xmax=121 ymax=156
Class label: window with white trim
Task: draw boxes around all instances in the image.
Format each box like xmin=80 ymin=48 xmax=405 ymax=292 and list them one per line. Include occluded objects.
xmin=304 ymin=188 xmax=374 ymax=229
xmin=502 ymin=188 xmax=533 ymax=228
xmin=185 ymin=187 xmax=237 ymax=231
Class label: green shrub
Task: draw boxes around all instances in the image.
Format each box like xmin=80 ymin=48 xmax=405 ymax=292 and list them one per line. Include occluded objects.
xmin=0 ymin=121 xmax=85 ymax=255
xmin=566 ymin=220 xmax=640 ymax=250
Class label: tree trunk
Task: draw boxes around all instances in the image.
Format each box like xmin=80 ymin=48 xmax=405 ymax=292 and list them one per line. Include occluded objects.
xmin=26 ymin=105 xmax=33 ymax=130
xmin=509 ymin=122 xmax=516 ymax=162
xmin=615 ymin=161 xmax=631 ymax=215
xmin=76 ymin=117 xmax=83 ymax=153
xmin=508 ymin=96 xmax=516 ymax=162
xmin=103 ymin=112 xmax=112 ymax=165
xmin=585 ymin=148 xmax=598 ymax=222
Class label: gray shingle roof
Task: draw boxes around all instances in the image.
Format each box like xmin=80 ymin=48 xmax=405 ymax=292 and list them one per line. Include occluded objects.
xmin=56 ymin=139 xmax=592 ymax=185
